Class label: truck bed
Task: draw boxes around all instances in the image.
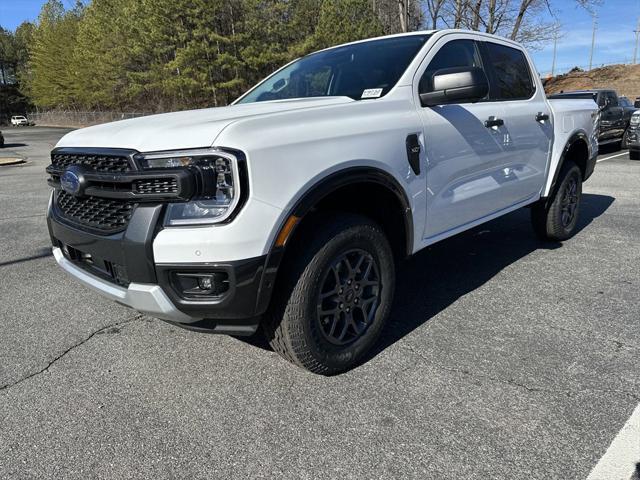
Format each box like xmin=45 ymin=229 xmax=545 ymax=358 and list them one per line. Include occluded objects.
xmin=543 ymin=98 xmax=599 ymax=196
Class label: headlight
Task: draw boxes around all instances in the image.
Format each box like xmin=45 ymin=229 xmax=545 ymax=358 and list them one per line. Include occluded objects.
xmin=631 ymin=114 xmax=640 ymax=126
xmin=137 ymin=148 xmax=241 ymax=226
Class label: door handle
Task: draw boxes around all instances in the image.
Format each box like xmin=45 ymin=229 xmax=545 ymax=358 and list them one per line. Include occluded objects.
xmin=535 ymin=112 xmax=549 ymax=122
xmin=484 ymin=116 xmax=504 ymax=128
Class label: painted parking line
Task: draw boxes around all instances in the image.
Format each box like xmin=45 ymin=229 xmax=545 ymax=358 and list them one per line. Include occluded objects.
xmin=586 ymin=403 xmax=640 ymax=480
xmin=597 ymin=152 xmax=629 ymax=163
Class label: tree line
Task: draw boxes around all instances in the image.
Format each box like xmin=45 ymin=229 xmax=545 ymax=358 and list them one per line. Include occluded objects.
xmin=0 ymin=0 xmax=597 ymax=114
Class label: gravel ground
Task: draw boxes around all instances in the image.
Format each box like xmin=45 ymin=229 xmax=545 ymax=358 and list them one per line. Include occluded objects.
xmin=0 ymin=127 xmax=638 ymax=479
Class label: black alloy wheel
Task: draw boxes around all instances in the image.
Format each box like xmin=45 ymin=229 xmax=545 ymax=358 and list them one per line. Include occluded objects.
xmin=316 ymin=249 xmax=381 ymax=346
xmin=560 ymin=176 xmax=579 ymax=228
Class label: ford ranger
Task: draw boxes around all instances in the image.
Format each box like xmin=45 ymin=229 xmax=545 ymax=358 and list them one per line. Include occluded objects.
xmin=47 ymin=30 xmax=599 ymax=374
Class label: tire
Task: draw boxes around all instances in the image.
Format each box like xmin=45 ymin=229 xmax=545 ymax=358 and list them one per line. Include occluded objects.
xmin=621 ymin=129 xmax=630 ymax=149
xmin=630 ymin=150 xmax=640 ymax=160
xmin=263 ymin=213 xmax=395 ymax=375
xmin=531 ymin=160 xmax=582 ymax=241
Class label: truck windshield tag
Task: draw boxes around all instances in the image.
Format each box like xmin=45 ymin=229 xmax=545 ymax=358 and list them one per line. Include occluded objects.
xmin=361 ymin=88 xmax=383 ymax=99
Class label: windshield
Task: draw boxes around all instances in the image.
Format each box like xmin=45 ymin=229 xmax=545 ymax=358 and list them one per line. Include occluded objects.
xmin=619 ymin=97 xmax=632 ymax=107
xmin=237 ymin=35 xmax=431 ymax=104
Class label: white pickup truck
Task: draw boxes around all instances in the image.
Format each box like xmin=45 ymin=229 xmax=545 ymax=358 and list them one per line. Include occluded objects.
xmin=47 ymin=30 xmax=598 ymax=374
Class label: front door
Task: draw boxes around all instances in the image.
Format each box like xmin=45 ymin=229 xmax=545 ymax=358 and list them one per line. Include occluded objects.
xmin=416 ymin=36 xmax=513 ymax=239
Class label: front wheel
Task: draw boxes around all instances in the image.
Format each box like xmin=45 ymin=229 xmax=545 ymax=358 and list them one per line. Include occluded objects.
xmin=264 ymin=213 xmax=395 ymax=375
xmin=621 ymin=129 xmax=630 ymax=149
xmin=630 ymin=150 xmax=640 ymax=160
xmin=531 ymin=161 xmax=583 ymax=241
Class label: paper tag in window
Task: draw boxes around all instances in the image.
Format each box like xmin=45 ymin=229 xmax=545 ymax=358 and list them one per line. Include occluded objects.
xmin=361 ymin=88 xmax=383 ymax=99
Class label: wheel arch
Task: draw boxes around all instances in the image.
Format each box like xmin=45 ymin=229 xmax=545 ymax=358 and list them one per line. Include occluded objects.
xmin=544 ymin=130 xmax=592 ymax=199
xmin=253 ymin=167 xmax=414 ymax=315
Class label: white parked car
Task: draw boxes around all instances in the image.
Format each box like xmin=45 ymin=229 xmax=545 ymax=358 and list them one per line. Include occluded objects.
xmin=11 ymin=115 xmax=31 ymax=126
xmin=46 ymin=30 xmax=599 ymax=374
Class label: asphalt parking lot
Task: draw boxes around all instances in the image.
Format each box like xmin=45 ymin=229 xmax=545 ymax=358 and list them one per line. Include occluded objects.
xmin=0 ymin=126 xmax=638 ymax=479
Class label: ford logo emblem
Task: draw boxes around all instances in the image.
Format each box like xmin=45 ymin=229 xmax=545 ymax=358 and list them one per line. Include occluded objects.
xmin=60 ymin=168 xmax=84 ymax=196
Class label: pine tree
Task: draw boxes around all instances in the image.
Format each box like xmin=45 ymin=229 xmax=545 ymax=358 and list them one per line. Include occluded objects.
xmin=72 ymin=0 xmax=133 ymax=109
xmin=19 ymin=0 xmax=397 ymax=111
xmin=28 ymin=0 xmax=82 ymax=108
xmin=312 ymin=0 xmax=384 ymax=50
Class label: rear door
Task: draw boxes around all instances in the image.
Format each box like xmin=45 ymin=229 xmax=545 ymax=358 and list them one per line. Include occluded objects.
xmin=479 ymin=40 xmax=552 ymax=204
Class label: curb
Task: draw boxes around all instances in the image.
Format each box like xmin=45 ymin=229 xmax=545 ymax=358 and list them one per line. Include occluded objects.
xmin=0 ymin=157 xmax=25 ymax=166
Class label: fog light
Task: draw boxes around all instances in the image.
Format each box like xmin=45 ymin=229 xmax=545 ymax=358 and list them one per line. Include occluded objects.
xmin=172 ymin=272 xmax=229 ymax=298
xmin=198 ymin=275 xmax=213 ymax=292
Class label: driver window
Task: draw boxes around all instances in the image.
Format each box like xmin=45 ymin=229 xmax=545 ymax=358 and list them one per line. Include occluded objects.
xmin=256 ymin=65 xmax=333 ymax=102
xmin=420 ymin=40 xmax=482 ymax=93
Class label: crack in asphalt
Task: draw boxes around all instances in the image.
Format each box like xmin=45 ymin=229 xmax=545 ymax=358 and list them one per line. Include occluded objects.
xmin=0 ymin=315 xmax=144 ymax=394
xmin=398 ymin=343 xmax=640 ymax=402
xmin=0 ymin=213 xmax=46 ymax=222
xmin=547 ymin=324 xmax=640 ymax=353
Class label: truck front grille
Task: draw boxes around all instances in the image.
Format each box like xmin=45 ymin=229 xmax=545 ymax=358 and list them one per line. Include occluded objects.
xmin=52 ymin=152 xmax=132 ymax=172
xmin=56 ymin=190 xmax=136 ymax=233
xmin=134 ymin=177 xmax=178 ymax=195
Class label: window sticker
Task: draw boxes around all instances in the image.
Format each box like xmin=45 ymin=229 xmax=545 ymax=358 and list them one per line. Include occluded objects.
xmin=361 ymin=88 xmax=383 ymax=99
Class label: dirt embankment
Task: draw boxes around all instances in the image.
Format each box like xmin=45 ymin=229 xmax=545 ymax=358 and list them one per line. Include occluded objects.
xmin=543 ymin=64 xmax=640 ymax=100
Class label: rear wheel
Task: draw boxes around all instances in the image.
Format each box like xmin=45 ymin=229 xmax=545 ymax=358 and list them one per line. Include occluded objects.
xmin=531 ymin=161 xmax=582 ymax=241
xmin=264 ymin=213 xmax=395 ymax=375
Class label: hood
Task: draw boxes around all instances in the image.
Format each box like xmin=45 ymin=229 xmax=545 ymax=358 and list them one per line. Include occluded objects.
xmin=55 ymin=97 xmax=354 ymax=152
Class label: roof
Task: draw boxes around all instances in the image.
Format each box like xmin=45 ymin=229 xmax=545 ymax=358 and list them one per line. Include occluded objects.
xmin=315 ymin=29 xmax=524 ymax=55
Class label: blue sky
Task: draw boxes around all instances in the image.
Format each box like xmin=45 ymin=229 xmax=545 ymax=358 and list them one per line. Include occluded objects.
xmin=1 ymin=0 xmax=638 ymax=76
xmin=532 ymin=0 xmax=640 ymax=76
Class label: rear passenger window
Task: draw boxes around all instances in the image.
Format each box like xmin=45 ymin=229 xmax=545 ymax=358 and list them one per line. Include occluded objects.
xmin=420 ymin=40 xmax=483 ymax=93
xmin=484 ymin=42 xmax=535 ymax=100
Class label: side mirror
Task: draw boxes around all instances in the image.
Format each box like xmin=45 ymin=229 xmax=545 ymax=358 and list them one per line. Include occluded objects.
xmin=420 ymin=66 xmax=489 ymax=107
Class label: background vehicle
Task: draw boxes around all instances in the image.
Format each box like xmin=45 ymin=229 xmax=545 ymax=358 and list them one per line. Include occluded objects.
xmin=11 ymin=115 xmax=32 ymax=126
xmin=619 ymin=96 xmax=634 ymax=108
xmin=46 ymin=30 xmax=598 ymax=374
xmin=627 ymin=110 xmax=640 ymax=159
xmin=0 ymin=131 xmax=4 ymax=148
xmin=549 ymin=89 xmax=634 ymax=147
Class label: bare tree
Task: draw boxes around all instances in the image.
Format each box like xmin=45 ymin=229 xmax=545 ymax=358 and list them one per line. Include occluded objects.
xmin=470 ymin=0 xmax=483 ymax=29
xmin=453 ymin=0 xmax=466 ymax=27
xmin=423 ymin=0 xmax=600 ymax=50
xmin=375 ymin=0 xmax=422 ymax=33
xmin=424 ymin=0 xmax=447 ymax=29
xmin=398 ymin=0 xmax=408 ymax=32
xmin=510 ymin=0 xmax=535 ymax=39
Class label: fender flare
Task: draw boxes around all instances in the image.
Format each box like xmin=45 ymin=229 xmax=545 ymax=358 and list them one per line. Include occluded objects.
xmin=253 ymin=167 xmax=414 ymax=315
xmin=285 ymin=166 xmax=413 ymax=252
xmin=545 ymin=130 xmax=591 ymax=199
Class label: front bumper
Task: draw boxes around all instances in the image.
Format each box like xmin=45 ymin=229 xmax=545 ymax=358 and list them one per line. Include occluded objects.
xmin=627 ymin=127 xmax=640 ymax=150
xmin=48 ymin=198 xmax=274 ymax=335
xmin=52 ymin=247 xmax=193 ymax=323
